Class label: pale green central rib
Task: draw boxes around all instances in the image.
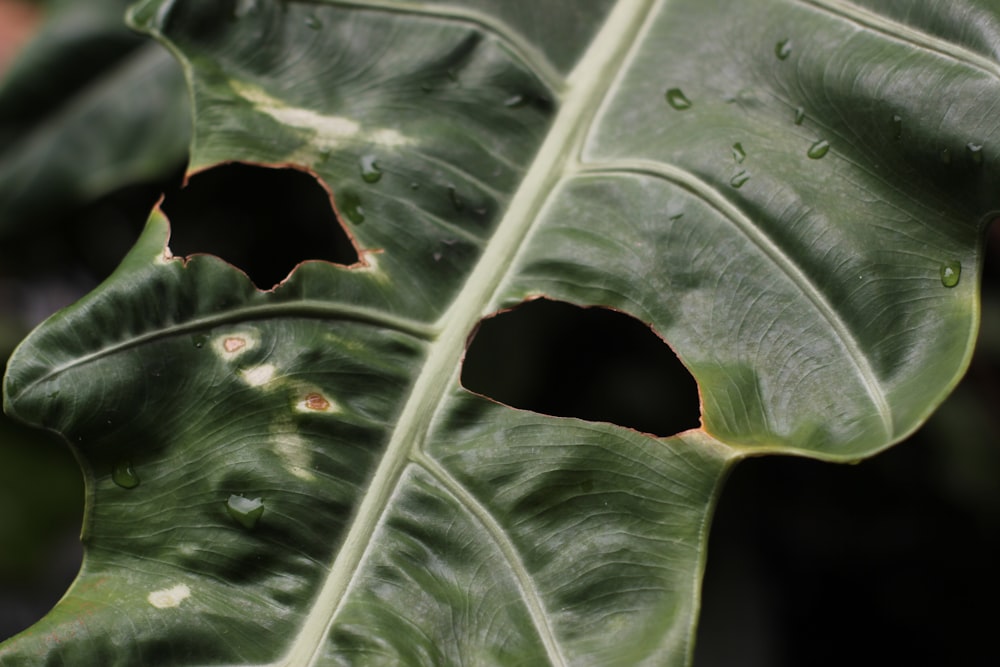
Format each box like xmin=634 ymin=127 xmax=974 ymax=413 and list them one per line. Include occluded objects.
xmin=274 ymin=2 xmax=657 ymax=665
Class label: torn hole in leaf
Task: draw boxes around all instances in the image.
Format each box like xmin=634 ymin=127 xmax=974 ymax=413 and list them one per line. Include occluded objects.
xmin=462 ymin=299 xmax=701 ymax=437
xmin=159 ymin=162 xmax=359 ymax=289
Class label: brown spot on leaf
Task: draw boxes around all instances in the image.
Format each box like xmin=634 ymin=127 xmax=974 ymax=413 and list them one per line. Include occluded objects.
xmin=224 ymin=337 xmax=246 ymax=353
xmin=304 ymin=393 xmax=331 ymax=411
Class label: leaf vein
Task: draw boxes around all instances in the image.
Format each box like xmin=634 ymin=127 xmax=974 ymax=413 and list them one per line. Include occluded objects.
xmin=575 ymin=159 xmax=895 ymax=440
xmin=413 ymin=452 xmax=569 ymax=667
xmin=801 ymin=0 xmax=1000 ymax=81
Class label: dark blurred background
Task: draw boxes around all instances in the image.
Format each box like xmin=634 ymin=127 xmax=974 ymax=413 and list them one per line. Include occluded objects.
xmin=2 ymin=1 xmax=1000 ymax=664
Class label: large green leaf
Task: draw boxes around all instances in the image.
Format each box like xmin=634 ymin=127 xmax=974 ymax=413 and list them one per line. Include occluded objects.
xmin=2 ymin=0 xmax=998 ymax=664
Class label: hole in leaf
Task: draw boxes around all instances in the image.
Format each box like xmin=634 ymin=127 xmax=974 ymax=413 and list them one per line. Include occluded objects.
xmin=160 ymin=162 xmax=359 ymax=289
xmin=461 ymin=298 xmax=701 ymax=437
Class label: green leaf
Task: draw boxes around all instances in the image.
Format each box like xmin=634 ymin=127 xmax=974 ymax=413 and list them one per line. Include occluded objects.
xmin=2 ymin=0 xmax=998 ymax=664
xmin=0 ymin=0 xmax=189 ymax=235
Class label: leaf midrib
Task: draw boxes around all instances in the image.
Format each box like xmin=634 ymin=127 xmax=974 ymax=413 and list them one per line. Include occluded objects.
xmin=273 ymin=2 xmax=658 ymax=665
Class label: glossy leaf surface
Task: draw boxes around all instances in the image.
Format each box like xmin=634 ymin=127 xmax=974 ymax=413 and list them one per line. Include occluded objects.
xmin=3 ymin=0 xmax=999 ymax=664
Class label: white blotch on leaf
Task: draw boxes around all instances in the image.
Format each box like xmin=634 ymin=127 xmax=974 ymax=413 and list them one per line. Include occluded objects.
xmin=147 ymin=584 xmax=191 ymax=609
xmin=273 ymin=431 xmax=316 ymax=481
xmin=370 ymin=128 xmax=409 ymax=147
xmin=242 ymin=364 xmax=277 ymax=386
xmin=231 ymin=81 xmax=413 ymax=150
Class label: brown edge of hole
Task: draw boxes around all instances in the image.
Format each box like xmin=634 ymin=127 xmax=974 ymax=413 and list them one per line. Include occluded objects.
xmin=460 ymin=295 xmax=705 ymax=439
xmin=154 ymin=160 xmax=369 ymax=292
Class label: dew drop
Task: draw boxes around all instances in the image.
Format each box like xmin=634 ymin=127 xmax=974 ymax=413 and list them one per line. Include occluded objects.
xmin=340 ymin=191 xmax=365 ymax=224
xmin=940 ymin=148 xmax=952 ymax=165
xmin=665 ymin=88 xmax=692 ymax=110
xmin=730 ymin=170 xmax=750 ymax=188
xmin=775 ymin=39 xmax=792 ymax=60
xmin=191 ymin=334 xmax=207 ymax=349
xmin=409 ymin=182 xmax=420 ymax=190
xmin=892 ymin=114 xmax=903 ymax=140
xmin=940 ymin=260 xmax=961 ymax=288
xmin=794 ymin=106 xmax=806 ymax=125
xmin=359 ymin=154 xmax=382 ymax=183
xmin=226 ymin=495 xmax=264 ymax=529
xmin=305 ymin=15 xmax=321 ymax=30
xmin=447 ymin=185 xmax=464 ymax=211
xmin=504 ymin=94 xmax=527 ymax=108
xmin=807 ymin=139 xmax=830 ymax=159
xmin=112 ymin=461 xmax=140 ymax=489
xmin=967 ymin=142 xmax=984 ymax=165
xmin=732 ymin=142 xmax=746 ymax=163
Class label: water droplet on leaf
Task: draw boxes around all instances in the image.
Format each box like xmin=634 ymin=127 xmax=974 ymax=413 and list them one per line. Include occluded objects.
xmin=340 ymin=191 xmax=365 ymax=224
xmin=967 ymin=142 xmax=984 ymax=164
xmin=359 ymin=154 xmax=382 ymax=183
xmin=807 ymin=139 xmax=830 ymax=159
xmin=113 ymin=461 xmax=140 ymax=489
xmin=892 ymin=114 xmax=903 ymax=140
xmin=730 ymin=170 xmax=750 ymax=188
xmin=191 ymin=334 xmax=207 ymax=349
xmin=305 ymin=15 xmax=321 ymax=29
xmin=665 ymin=88 xmax=692 ymax=110
xmin=794 ymin=107 xmax=806 ymax=125
xmin=775 ymin=39 xmax=792 ymax=60
xmin=504 ymin=94 xmax=526 ymax=108
xmin=732 ymin=142 xmax=746 ymax=163
xmin=226 ymin=495 xmax=264 ymax=529
xmin=940 ymin=260 xmax=961 ymax=288
xmin=940 ymin=148 xmax=952 ymax=165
